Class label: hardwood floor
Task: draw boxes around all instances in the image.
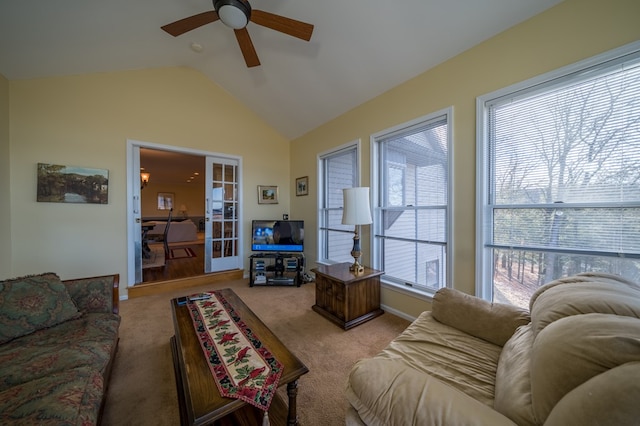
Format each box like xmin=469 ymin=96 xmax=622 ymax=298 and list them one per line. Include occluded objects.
xmin=142 ymin=243 xmax=206 ymax=283
xmin=129 ymin=270 xmax=244 ymax=298
xmin=135 ymin=242 xmax=244 ymax=299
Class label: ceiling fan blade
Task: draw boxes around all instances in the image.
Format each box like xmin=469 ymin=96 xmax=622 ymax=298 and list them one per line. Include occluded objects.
xmin=251 ymin=10 xmax=314 ymax=41
xmin=234 ymin=28 xmax=260 ymax=67
xmin=161 ymin=11 xmax=219 ymax=37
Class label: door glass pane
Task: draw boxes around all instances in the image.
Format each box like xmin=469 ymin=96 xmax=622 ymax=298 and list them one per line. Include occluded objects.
xmin=210 ymin=162 xmax=238 ymax=262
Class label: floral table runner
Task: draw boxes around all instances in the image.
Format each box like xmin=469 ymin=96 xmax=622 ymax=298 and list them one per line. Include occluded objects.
xmin=186 ymin=291 xmax=283 ymax=412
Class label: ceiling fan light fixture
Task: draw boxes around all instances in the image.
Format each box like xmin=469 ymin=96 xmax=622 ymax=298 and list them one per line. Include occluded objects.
xmin=214 ymin=0 xmax=251 ymax=29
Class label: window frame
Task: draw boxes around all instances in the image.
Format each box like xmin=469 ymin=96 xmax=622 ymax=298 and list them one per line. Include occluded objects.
xmin=476 ymin=40 xmax=640 ymax=302
xmin=317 ymin=140 xmax=361 ymax=265
xmin=371 ymin=108 xmax=454 ymax=298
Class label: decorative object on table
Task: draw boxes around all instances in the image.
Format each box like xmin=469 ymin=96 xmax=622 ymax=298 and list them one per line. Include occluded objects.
xmin=186 ymin=291 xmax=283 ymax=412
xmin=36 ymin=163 xmax=109 ymax=204
xmin=179 ymin=204 xmax=188 ymax=218
xmin=157 ymin=192 xmax=174 ymax=210
xmin=342 ymin=187 xmax=373 ymax=274
xmin=257 ymin=185 xmax=278 ymax=204
xmin=140 ymin=170 xmax=150 ymax=189
xmin=296 ymin=176 xmax=308 ymax=196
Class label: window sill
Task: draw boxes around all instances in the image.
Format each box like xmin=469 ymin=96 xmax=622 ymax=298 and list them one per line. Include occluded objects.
xmin=380 ymin=279 xmax=436 ymax=302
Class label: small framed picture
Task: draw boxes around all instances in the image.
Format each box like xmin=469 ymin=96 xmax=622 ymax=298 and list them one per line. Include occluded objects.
xmin=296 ymin=176 xmax=309 ymax=196
xmin=258 ymin=185 xmax=278 ymax=204
xmin=157 ymin=192 xmax=174 ymax=210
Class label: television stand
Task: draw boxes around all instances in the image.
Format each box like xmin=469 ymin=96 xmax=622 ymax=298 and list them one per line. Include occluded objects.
xmin=249 ymin=253 xmax=304 ymax=287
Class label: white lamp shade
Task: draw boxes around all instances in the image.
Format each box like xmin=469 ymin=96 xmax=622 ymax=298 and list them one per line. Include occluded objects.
xmin=179 ymin=204 xmax=187 ymax=212
xmin=342 ymin=187 xmax=373 ymax=225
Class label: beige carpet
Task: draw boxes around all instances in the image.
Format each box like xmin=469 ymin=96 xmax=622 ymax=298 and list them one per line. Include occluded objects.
xmin=101 ymin=279 xmax=410 ymax=425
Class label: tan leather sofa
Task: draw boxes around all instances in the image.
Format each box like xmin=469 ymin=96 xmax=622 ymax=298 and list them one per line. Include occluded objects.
xmin=346 ymin=273 xmax=640 ymax=425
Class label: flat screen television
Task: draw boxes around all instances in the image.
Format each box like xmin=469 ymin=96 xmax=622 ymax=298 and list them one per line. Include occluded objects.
xmin=251 ymin=220 xmax=304 ymax=253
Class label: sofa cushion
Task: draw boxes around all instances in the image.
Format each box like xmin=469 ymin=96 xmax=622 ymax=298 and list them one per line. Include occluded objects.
xmin=432 ymin=288 xmax=530 ymax=346
xmin=530 ymin=313 xmax=640 ymax=422
xmin=346 ymin=358 xmax=517 ymax=426
xmin=494 ymin=324 xmax=536 ymax=426
xmin=0 ymin=313 xmax=120 ymax=391
xmin=530 ymin=272 xmax=640 ymax=338
xmin=371 ymin=311 xmax=503 ymax=406
xmin=0 ymin=273 xmax=81 ymax=344
xmin=63 ymin=276 xmax=116 ymax=313
xmin=0 ymin=366 xmax=103 ymax=426
xmin=544 ymin=362 xmax=640 ymax=426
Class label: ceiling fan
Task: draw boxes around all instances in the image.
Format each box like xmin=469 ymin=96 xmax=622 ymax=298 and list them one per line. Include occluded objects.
xmin=161 ymin=0 xmax=314 ymax=68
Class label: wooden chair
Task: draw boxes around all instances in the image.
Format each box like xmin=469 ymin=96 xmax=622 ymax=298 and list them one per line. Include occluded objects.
xmin=162 ymin=208 xmax=173 ymax=260
xmin=146 ymin=208 xmax=173 ymax=261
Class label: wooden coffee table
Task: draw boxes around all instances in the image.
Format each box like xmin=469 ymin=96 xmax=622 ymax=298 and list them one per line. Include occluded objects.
xmin=170 ymin=288 xmax=309 ymax=425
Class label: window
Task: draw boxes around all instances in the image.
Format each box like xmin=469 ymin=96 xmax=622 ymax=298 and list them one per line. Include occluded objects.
xmin=372 ymin=109 xmax=452 ymax=295
xmin=477 ymin=43 xmax=640 ymax=308
xmin=318 ymin=142 xmax=359 ymax=264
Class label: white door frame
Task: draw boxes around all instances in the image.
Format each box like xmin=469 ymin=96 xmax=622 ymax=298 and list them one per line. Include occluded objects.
xmin=126 ymin=139 xmax=243 ymax=288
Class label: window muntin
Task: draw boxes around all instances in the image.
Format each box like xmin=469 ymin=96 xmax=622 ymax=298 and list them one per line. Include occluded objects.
xmin=479 ymin=45 xmax=640 ymax=308
xmin=318 ymin=144 xmax=359 ymax=264
xmin=373 ymin=111 xmax=452 ymax=294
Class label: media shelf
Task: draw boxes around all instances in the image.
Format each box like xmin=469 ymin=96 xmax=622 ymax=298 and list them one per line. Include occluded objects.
xmin=249 ymin=253 xmax=303 ymax=287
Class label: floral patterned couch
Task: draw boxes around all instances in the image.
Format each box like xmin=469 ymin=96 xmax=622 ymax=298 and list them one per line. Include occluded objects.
xmin=0 ymin=272 xmax=120 ymax=425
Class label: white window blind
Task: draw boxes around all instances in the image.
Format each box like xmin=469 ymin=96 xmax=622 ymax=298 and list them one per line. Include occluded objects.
xmin=479 ymin=46 xmax=640 ymax=307
xmin=318 ymin=144 xmax=358 ymax=263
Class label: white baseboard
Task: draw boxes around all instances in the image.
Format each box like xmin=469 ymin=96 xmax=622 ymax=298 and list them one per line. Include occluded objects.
xmin=381 ymin=304 xmax=416 ymax=322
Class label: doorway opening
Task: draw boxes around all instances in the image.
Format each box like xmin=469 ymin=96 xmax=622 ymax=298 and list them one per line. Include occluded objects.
xmin=127 ymin=140 xmax=243 ymax=289
xmin=140 ymin=148 xmax=206 ymax=283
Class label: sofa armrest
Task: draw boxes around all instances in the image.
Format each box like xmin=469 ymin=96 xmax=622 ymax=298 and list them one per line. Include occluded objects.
xmin=62 ymin=274 xmax=119 ymax=314
xmin=431 ymin=288 xmax=529 ymax=346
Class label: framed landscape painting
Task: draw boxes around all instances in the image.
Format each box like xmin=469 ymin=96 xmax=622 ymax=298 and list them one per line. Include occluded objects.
xmin=258 ymin=185 xmax=278 ymax=204
xmin=37 ymin=163 xmax=109 ymax=204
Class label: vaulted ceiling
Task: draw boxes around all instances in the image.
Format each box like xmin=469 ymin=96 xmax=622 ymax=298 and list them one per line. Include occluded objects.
xmin=0 ymin=0 xmax=562 ymax=139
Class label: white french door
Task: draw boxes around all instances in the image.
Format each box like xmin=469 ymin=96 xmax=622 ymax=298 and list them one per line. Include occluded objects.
xmin=205 ymin=156 xmax=241 ymax=272
xmin=131 ymin=145 xmax=144 ymax=284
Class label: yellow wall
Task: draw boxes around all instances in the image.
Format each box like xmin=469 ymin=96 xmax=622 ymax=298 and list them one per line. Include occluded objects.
xmin=0 ymin=74 xmax=10 ymax=275
xmin=8 ymin=67 xmax=289 ymax=297
xmin=290 ymin=0 xmax=640 ymax=318
xmin=5 ymin=0 xmax=639 ymax=314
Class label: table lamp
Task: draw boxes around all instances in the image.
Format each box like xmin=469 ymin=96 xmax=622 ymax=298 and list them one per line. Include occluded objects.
xmin=342 ymin=187 xmax=373 ymax=274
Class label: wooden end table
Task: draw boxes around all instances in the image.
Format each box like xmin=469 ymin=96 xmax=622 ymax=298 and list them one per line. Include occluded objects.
xmin=311 ymin=263 xmax=384 ymax=330
xmin=170 ymin=288 xmax=309 ymax=425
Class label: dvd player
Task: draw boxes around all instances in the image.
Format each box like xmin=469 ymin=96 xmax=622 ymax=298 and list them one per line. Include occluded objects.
xmin=268 ymin=277 xmax=295 ymax=284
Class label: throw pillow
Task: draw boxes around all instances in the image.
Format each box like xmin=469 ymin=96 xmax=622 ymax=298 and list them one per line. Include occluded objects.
xmin=0 ymin=272 xmax=81 ymax=344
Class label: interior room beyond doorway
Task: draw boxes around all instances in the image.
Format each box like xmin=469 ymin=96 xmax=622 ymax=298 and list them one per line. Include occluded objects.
xmin=139 ymin=148 xmax=206 ymax=283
